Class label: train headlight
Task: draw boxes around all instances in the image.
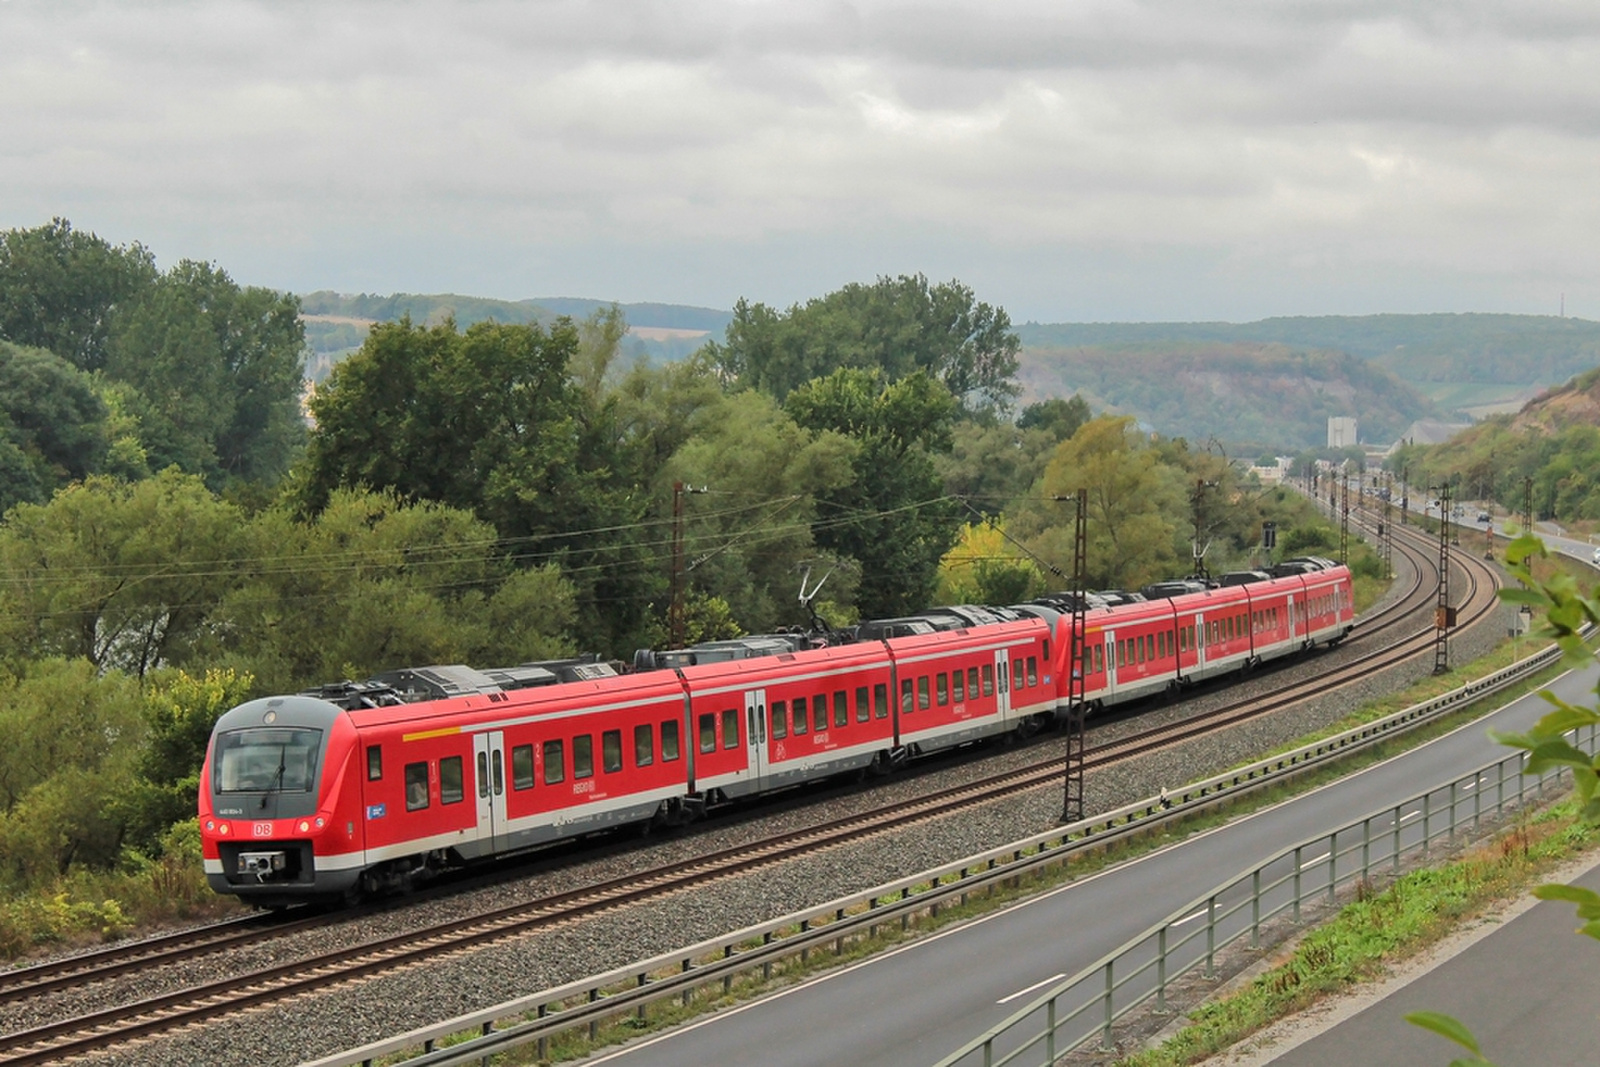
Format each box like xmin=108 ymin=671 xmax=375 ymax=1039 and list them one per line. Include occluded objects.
xmin=315 ymin=816 xmax=326 ymax=829
xmin=204 ymin=819 xmax=215 ymax=831
xmin=217 ymin=822 xmax=231 ymax=835
xmin=297 ymin=820 xmax=311 ymax=833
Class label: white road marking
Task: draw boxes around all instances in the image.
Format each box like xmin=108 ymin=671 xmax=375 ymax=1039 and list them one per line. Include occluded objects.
xmin=1174 ymin=907 xmax=1209 ymax=926
xmin=998 ymin=973 xmax=1067 ymax=1004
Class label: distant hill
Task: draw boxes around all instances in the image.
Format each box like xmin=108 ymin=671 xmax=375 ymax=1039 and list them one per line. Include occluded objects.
xmin=297 ymin=291 xmax=733 ymax=381
xmin=1017 ymin=314 xmax=1600 ymax=418
xmin=1018 ymin=341 xmax=1436 ymax=453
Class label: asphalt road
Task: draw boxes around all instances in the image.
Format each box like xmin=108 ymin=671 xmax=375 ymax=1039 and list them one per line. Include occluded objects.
xmin=1262 ymin=855 xmax=1600 ymax=1065
xmin=578 ymin=658 xmax=1600 ymax=1067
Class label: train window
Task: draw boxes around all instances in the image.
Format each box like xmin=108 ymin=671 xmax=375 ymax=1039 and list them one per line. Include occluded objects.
xmin=602 ymin=730 xmax=623 ymax=773
xmin=936 ymin=673 xmax=949 ymax=705
xmin=723 ymin=707 xmax=740 ymax=749
xmin=440 ymin=755 xmax=464 ymax=805
xmin=792 ymin=696 xmax=808 ymax=735
xmin=874 ymin=683 xmax=889 ymax=718
xmin=367 ymin=746 xmax=383 ymax=781
xmin=1042 ymin=638 xmax=1050 ymax=661
xmin=770 ymin=700 xmax=788 ymax=740
xmin=953 ymin=669 xmax=967 ymax=702
xmin=981 ymin=664 xmax=994 ymax=697
xmin=635 ymin=724 xmax=654 ymax=766
xmin=834 ymin=690 xmax=849 ymax=727
xmin=1115 ymin=640 xmax=1124 ymax=669
xmin=1094 ymin=645 xmax=1104 ymax=672
xmin=914 ymin=676 xmax=928 ymax=710
xmin=543 ymin=740 xmax=565 ymax=784
xmin=662 ymin=721 xmax=681 ymax=762
xmin=1027 ymin=657 xmax=1038 ymax=686
xmin=1012 ymin=658 xmax=1023 ymax=689
xmin=699 ymin=713 xmax=717 ymax=754
xmin=901 ymin=679 xmax=915 ymax=713
xmin=512 ymin=744 xmax=535 ymax=789
xmin=405 ymin=762 xmax=429 ymax=811
xmin=574 ymin=734 xmax=594 ymax=779
xmin=812 ymin=696 xmax=827 ymax=733
xmin=968 ymin=666 xmax=980 ymax=696
xmin=856 ymin=686 xmax=871 ymax=722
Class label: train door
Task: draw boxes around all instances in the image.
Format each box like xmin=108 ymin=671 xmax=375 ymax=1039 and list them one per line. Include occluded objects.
xmin=1194 ymin=613 xmax=1207 ymax=673
xmin=744 ymin=689 xmax=768 ymax=793
xmin=994 ymin=650 xmax=1011 ymax=723
xmin=473 ymin=731 xmax=508 ymax=851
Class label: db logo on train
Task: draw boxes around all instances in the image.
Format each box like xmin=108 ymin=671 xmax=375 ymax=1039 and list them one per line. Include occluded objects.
xmin=252 ymin=823 xmax=275 ymax=838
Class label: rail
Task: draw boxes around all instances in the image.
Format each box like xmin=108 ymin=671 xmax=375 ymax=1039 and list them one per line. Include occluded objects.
xmin=305 ymin=624 xmax=1565 ymax=1067
xmin=933 ymin=724 xmax=1600 ymax=1066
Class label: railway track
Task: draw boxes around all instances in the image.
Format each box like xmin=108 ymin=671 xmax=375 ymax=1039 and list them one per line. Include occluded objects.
xmin=0 ymin=520 xmax=1497 ymax=1064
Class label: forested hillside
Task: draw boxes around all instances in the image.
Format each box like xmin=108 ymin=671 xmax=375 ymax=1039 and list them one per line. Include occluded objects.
xmin=1389 ymin=365 xmax=1600 ymax=522
xmin=1018 ymin=341 xmax=1435 ymax=451
xmin=1017 ymin=313 xmax=1600 ymax=385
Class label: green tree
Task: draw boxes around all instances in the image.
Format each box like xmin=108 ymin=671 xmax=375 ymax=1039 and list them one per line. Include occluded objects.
xmin=1027 ymin=416 xmax=1182 ymax=589
xmin=785 ymin=369 xmax=963 ymax=618
xmin=0 ymin=659 xmax=147 ymax=884
xmin=301 ymin=316 xmax=642 ymax=653
xmin=662 ymin=389 xmax=858 ymax=633
xmin=0 ymin=470 xmax=246 ymax=677
xmin=1016 ymin=395 xmax=1091 ymax=441
xmin=708 ymin=274 xmax=1021 ymax=416
xmin=205 ymin=489 xmax=577 ymax=693
xmin=106 ymin=260 xmax=307 ymax=485
xmin=0 ymin=218 xmax=157 ymax=372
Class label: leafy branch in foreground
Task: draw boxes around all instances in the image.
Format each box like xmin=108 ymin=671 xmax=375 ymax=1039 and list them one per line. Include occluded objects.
xmin=1409 ymin=531 xmax=1600 ymax=1063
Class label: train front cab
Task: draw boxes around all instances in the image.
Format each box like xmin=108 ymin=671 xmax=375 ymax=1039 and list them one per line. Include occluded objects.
xmin=200 ymin=695 xmax=366 ymax=905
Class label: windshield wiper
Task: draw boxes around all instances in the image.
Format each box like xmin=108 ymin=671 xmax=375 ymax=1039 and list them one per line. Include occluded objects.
xmin=259 ymin=745 xmax=287 ymax=809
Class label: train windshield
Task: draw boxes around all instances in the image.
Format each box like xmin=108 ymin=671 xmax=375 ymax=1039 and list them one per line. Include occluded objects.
xmin=213 ymin=728 xmax=323 ymax=794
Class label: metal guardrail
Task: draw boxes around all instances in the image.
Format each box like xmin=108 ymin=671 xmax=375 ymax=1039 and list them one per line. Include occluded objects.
xmin=305 ymin=628 xmax=1561 ymax=1067
xmin=933 ymin=724 xmax=1600 ymax=1067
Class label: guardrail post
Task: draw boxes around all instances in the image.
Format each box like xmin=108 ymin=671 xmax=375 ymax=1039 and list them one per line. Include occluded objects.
xmin=1205 ymin=897 xmax=1217 ymax=977
xmin=1361 ymin=817 xmax=1371 ymax=882
xmin=724 ymin=946 xmax=734 ymax=995
xmin=1047 ymin=997 xmax=1057 ymax=1062
xmin=588 ymin=990 xmax=598 ymax=1041
xmin=1101 ymin=959 xmax=1115 ymax=1050
xmin=1423 ymin=793 xmax=1431 ymax=857
xmin=638 ymin=974 xmax=647 ymax=1022
xmin=538 ymin=1004 xmax=548 ymax=1060
xmin=1327 ymin=834 xmax=1336 ymax=904
xmin=1292 ymin=846 xmax=1302 ymax=924
xmin=801 ymin=919 xmax=811 ymax=964
xmin=1449 ymin=780 xmax=1458 ymax=842
xmin=1496 ymin=759 xmax=1505 ymax=814
xmin=1392 ymin=804 xmax=1401 ymax=872
xmin=1157 ymin=927 xmax=1169 ymax=1013
xmin=1251 ymin=869 xmax=1261 ymax=949
xmin=480 ymin=1021 xmax=493 ymax=1067
xmin=764 ymin=932 xmax=773 ymax=980
xmin=681 ymin=962 xmax=692 ymax=1007
xmin=1473 ymin=773 xmax=1482 ymax=829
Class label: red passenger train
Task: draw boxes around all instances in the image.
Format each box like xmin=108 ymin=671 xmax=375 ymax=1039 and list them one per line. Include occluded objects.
xmin=200 ymin=560 xmax=1353 ymax=906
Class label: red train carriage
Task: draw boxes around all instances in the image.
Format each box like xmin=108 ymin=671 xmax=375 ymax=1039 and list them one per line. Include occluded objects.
xmin=200 ymin=563 xmax=1356 ymax=906
xmin=887 ymin=615 xmax=1055 ymax=755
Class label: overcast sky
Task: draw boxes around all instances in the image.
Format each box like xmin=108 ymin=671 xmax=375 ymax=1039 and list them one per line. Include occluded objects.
xmin=4 ymin=1 xmax=1598 ymax=322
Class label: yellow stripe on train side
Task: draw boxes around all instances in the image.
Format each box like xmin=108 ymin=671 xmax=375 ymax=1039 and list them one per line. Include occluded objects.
xmin=401 ymin=726 xmax=463 ymax=742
